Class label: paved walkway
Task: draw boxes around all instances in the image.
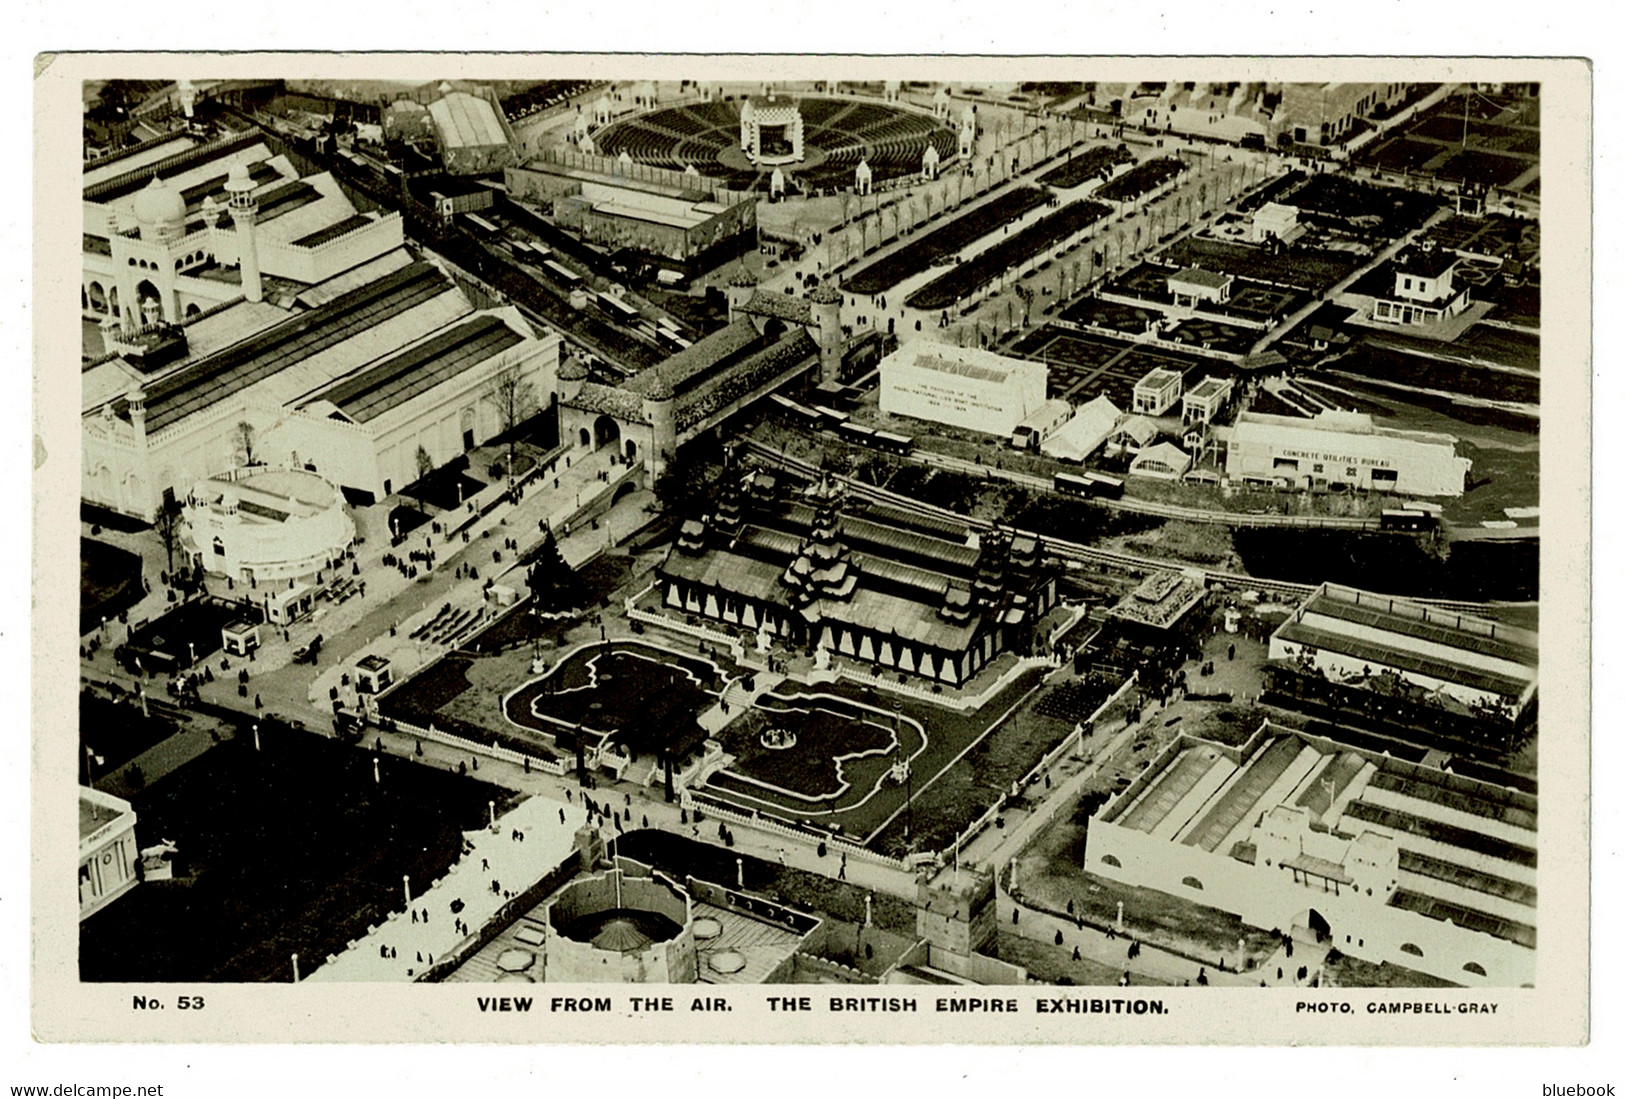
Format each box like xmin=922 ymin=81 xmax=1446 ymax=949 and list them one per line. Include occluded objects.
xmin=308 ymin=793 xmax=586 ymax=982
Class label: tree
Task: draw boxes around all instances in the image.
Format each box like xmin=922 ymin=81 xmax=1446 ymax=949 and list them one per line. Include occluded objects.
xmin=153 ymin=487 xmax=183 ymax=576
xmin=234 ymin=421 xmax=258 ymax=468
xmin=483 ymin=359 xmax=536 ymax=483
xmin=525 ymin=525 xmax=584 ymax=614
xmin=651 ymin=438 xmax=723 ymax=515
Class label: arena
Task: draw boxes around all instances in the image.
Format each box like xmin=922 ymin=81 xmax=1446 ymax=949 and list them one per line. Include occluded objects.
xmin=592 ymin=96 xmax=958 ymax=194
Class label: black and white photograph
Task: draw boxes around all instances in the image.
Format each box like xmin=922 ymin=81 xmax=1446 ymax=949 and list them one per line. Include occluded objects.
xmin=20 ymin=39 xmax=1601 ymax=1094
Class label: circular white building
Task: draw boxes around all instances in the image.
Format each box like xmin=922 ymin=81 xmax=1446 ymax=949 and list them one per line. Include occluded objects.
xmin=543 ymin=868 xmax=697 ymax=983
xmin=183 ymin=468 xmax=355 ymax=585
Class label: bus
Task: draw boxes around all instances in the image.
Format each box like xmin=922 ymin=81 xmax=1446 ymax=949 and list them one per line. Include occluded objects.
xmin=1084 ymin=472 xmax=1125 ymax=499
xmin=1054 ymin=471 xmax=1095 ymax=498
xmin=770 ymin=393 xmax=823 ymax=428
xmin=870 ymin=430 xmax=915 ymax=456
xmin=1380 ymin=508 xmax=1437 ymax=532
xmin=542 ymin=259 xmax=584 ymax=288
xmin=462 ymin=212 xmax=501 ymax=238
xmin=597 ymin=293 xmax=640 ymax=324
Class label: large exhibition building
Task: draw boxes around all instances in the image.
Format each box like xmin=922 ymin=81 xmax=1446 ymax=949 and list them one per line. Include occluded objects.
xmin=1085 ymin=721 xmax=1536 ymax=988
xmin=879 ymin=341 xmax=1049 ymax=438
xmin=1225 ymin=409 xmax=1472 ymax=497
xmin=657 ymin=470 xmax=1058 ymax=687
xmin=83 ymin=258 xmax=560 ymax=519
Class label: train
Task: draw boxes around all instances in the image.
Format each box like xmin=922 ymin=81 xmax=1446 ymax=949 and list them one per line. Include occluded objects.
xmin=1053 ymin=470 xmax=1125 ymax=500
xmin=766 ymin=395 xmax=913 ymax=454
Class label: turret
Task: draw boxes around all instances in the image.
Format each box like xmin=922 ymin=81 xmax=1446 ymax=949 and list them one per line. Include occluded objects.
xmin=642 ymin=372 xmax=676 ymax=482
xmin=725 ymin=269 xmax=758 ymax=322
xmin=808 ymin=283 xmax=844 ymax=388
xmin=224 ymin=164 xmax=262 ymax=304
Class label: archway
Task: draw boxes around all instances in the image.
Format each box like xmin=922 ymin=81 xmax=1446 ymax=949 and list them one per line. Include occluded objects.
xmin=1290 ymin=908 xmax=1332 ymax=944
xmin=184 ymin=303 xmax=202 ymax=319
xmin=593 ymin=414 xmax=621 ymax=451
xmin=611 ymin=479 xmax=637 ymax=505
xmin=87 ymin=282 xmax=107 ymax=315
xmin=762 ymin=317 xmax=787 ymax=342
xmin=623 ymin=438 xmax=638 ymax=462
xmin=579 ymin=426 xmax=591 ymax=448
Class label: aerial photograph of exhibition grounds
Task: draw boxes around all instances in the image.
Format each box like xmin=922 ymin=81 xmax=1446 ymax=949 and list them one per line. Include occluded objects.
xmin=73 ymin=73 xmax=1542 ymax=993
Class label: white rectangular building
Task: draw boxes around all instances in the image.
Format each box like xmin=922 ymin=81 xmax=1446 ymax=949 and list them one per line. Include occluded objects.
xmin=1132 ymin=366 xmax=1184 ymax=416
xmin=879 ymin=341 xmax=1048 ymax=437
xmin=1226 ymin=410 xmax=1471 ymax=497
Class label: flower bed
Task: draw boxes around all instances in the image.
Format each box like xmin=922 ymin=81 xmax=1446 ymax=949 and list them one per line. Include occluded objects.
xmin=1037 ymin=143 xmax=1135 ymax=191
xmin=905 ymin=200 xmax=1113 ymax=311
xmin=1094 ymin=157 xmax=1188 ymax=203
xmin=841 ymin=187 xmax=1051 ymax=295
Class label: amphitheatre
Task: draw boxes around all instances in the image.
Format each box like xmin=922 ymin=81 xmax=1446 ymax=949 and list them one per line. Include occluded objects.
xmin=593 ymin=96 xmax=959 ymax=194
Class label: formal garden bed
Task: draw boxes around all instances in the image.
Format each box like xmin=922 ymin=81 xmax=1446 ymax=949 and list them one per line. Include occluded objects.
xmin=1161 ymin=236 xmax=1361 ymax=294
xmin=906 ymin=200 xmax=1114 ymax=310
xmin=502 ymin=642 xmax=727 ymax=741
xmin=1037 ymin=142 xmax=1136 ymax=191
xmin=712 ymin=694 xmax=907 ymax=801
xmin=841 ymin=186 xmax=1051 ymax=295
xmin=1094 ymin=157 xmax=1188 ymax=204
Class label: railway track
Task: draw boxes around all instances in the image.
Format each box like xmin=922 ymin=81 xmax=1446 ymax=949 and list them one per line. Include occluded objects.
xmin=739 ymin=437 xmax=1525 ymax=616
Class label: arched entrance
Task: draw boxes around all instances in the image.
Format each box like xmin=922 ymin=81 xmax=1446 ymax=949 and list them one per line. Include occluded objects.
xmin=579 ymin=426 xmax=591 ymax=448
xmin=623 ymin=438 xmax=638 ymax=462
xmin=593 ymin=414 xmax=621 ymax=451
xmin=1290 ymin=908 xmax=1332 ymax=944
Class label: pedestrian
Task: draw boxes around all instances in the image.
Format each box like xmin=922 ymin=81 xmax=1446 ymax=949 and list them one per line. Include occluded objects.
xmin=778 ymin=848 xmax=787 ymax=866
xmin=482 ymin=857 xmax=489 ymax=871
xmin=1072 ymin=946 xmax=1081 ymax=962
xmin=560 ymin=808 xmax=566 ymax=825
xmin=412 ymin=909 xmax=419 ymax=924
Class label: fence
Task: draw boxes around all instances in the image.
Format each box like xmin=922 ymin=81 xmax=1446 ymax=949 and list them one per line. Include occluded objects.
xmin=387 ymin=715 xmax=569 ymax=777
xmin=683 ymin=793 xmax=910 ymax=873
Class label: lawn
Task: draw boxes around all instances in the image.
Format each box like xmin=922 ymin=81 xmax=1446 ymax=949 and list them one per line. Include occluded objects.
xmin=119 ymin=598 xmax=255 ymax=675
xmin=81 ymin=692 xmax=195 ymax=775
xmin=1289 ymin=174 xmax=1443 ymax=237
xmin=702 ymin=666 xmax=1049 ymax=848
xmin=713 ymin=696 xmax=903 ymax=801
xmin=79 ymin=727 xmax=510 ymax=982
xmin=81 ymin=538 xmax=146 ymax=637
xmin=502 ymin=642 xmax=725 ymax=741
xmin=868 ymin=669 xmax=1074 ymax=856
xmin=997 ymin=931 xmax=1173 ymax=987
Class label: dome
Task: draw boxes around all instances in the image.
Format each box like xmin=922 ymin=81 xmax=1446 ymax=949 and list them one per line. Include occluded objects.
xmin=640 ymin=372 xmax=674 ymax=401
xmin=223 ymin=162 xmax=255 ymax=195
xmin=808 ymin=283 xmax=843 ymax=305
xmin=132 ymin=176 xmax=186 ymax=227
xmin=728 ymin=269 xmax=759 ymax=288
xmin=558 ymin=356 xmax=589 ymax=381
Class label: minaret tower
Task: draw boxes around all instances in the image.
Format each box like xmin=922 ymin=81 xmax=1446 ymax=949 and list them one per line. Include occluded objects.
xmin=224 ymin=163 xmax=262 ymax=304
